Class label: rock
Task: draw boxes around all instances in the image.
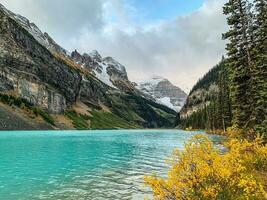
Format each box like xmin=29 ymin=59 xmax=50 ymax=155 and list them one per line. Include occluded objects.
xmin=71 ymin=49 xmax=134 ymax=91
xmin=0 ymin=67 xmax=66 ymax=113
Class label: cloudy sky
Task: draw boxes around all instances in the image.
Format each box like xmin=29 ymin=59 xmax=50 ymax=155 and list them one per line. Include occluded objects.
xmin=0 ymin=0 xmax=228 ymax=92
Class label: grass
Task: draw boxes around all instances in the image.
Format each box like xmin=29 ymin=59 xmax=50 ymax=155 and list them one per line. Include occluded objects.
xmin=32 ymin=107 xmax=55 ymax=125
xmin=65 ymin=110 xmax=90 ymax=130
xmin=89 ymin=110 xmax=140 ymax=129
xmin=65 ymin=109 xmax=140 ymax=130
xmin=152 ymin=106 xmax=176 ymax=122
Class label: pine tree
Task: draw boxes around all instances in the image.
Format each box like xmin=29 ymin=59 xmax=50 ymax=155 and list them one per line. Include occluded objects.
xmin=223 ymin=0 xmax=254 ymax=129
xmin=180 ymin=1 xmax=266 ymax=136
xmin=252 ymin=0 xmax=267 ymax=135
xmin=218 ymin=59 xmax=232 ymax=132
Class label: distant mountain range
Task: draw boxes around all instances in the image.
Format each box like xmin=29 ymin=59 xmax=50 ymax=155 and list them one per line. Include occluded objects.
xmin=0 ymin=3 xmax=186 ymax=130
xmin=136 ymin=77 xmax=187 ymax=112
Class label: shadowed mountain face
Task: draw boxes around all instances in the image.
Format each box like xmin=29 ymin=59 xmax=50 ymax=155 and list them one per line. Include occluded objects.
xmin=136 ymin=77 xmax=187 ymax=112
xmin=0 ymin=3 xmax=177 ymax=129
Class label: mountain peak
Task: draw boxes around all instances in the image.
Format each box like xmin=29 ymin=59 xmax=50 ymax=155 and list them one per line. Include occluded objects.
xmin=103 ymin=57 xmax=127 ymax=73
xmin=0 ymin=3 xmax=7 ymax=11
xmin=137 ymin=77 xmax=187 ymax=112
xmin=0 ymin=4 xmax=69 ymax=57
xmin=88 ymin=50 xmax=102 ymax=62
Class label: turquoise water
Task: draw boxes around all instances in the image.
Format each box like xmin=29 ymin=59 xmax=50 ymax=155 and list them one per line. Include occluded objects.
xmin=0 ymin=130 xmax=221 ymax=200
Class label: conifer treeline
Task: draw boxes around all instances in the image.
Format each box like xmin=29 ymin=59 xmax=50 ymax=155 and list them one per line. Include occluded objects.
xmin=180 ymin=0 xmax=266 ymax=137
xmin=180 ymin=59 xmax=232 ymax=132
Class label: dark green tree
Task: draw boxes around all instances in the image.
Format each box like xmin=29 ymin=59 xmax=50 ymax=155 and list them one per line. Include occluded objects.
xmin=180 ymin=59 xmax=232 ymax=132
xmin=252 ymin=0 xmax=267 ymax=135
xmin=218 ymin=59 xmax=232 ymax=132
xmin=223 ymin=0 xmax=254 ymax=129
xmin=179 ymin=1 xmax=266 ymax=137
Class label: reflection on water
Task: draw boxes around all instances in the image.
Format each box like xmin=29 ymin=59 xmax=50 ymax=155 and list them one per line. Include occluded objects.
xmin=0 ymin=130 xmax=221 ymax=200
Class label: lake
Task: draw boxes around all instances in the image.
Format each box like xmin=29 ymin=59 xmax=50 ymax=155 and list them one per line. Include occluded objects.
xmin=0 ymin=130 xmax=221 ymax=200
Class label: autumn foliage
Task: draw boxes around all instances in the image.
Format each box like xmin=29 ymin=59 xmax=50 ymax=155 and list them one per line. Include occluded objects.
xmin=145 ymin=134 xmax=267 ymax=200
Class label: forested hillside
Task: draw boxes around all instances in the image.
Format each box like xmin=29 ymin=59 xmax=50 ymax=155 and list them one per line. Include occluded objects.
xmin=178 ymin=0 xmax=266 ymax=138
xmin=179 ymin=59 xmax=232 ymax=132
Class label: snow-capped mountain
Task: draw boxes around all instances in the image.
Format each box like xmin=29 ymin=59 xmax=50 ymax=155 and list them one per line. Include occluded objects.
xmin=71 ymin=50 xmax=133 ymax=90
xmin=136 ymin=77 xmax=187 ymax=112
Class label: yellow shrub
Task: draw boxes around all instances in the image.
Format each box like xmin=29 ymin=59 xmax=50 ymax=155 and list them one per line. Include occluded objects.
xmin=145 ymin=135 xmax=267 ymax=200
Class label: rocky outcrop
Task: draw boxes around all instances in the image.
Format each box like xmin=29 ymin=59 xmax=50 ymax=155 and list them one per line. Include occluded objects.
xmin=104 ymin=57 xmax=128 ymax=81
xmin=137 ymin=77 xmax=187 ymax=112
xmin=0 ymin=7 xmax=82 ymax=112
xmin=0 ymin=67 xmax=66 ymax=113
xmin=179 ymin=63 xmax=222 ymax=119
xmin=79 ymin=75 xmax=110 ymax=109
xmin=180 ymin=84 xmax=219 ymax=118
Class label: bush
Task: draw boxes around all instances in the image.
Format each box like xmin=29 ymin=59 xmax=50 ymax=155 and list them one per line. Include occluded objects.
xmin=0 ymin=93 xmax=33 ymax=109
xmin=145 ymin=135 xmax=267 ymax=200
xmin=33 ymin=107 xmax=55 ymax=125
xmin=0 ymin=93 xmax=55 ymax=126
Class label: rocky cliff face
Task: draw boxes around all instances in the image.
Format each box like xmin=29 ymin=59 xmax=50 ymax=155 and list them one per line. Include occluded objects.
xmin=180 ymin=65 xmax=221 ymax=119
xmin=0 ymin=3 xmax=177 ymax=129
xmin=137 ymin=77 xmax=187 ymax=112
xmin=0 ymin=67 xmax=67 ymax=113
xmin=180 ymin=84 xmax=219 ymax=118
xmin=0 ymin=7 xmax=81 ymax=113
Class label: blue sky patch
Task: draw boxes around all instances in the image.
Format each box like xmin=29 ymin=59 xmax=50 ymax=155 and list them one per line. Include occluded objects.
xmin=129 ymin=0 xmax=204 ymax=22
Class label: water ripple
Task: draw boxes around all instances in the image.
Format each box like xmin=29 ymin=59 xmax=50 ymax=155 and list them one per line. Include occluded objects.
xmin=0 ymin=130 xmax=217 ymax=200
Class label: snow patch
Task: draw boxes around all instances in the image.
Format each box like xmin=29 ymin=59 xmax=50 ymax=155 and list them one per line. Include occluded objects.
xmin=157 ymin=97 xmax=182 ymax=112
xmin=136 ymin=76 xmax=187 ymax=112
xmin=137 ymin=76 xmax=166 ymax=91
xmin=103 ymin=57 xmax=126 ymax=72
xmin=93 ymin=62 xmax=117 ymax=89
